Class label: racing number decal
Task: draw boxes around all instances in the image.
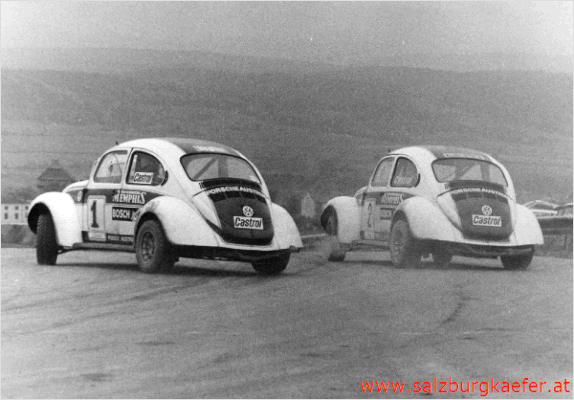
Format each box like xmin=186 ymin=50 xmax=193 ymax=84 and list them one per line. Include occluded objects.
xmin=87 ymin=196 xmax=106 ymax=241
xmin=90 ymin=201 xmax=99 ymax=228
xmin=367 ymin=203 xmax=374 ymax=228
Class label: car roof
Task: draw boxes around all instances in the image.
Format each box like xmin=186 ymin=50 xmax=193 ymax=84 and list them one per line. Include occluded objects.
xmin=118 ymin=137 xmax=243 ymax=158
xmin=389 ymin=145 xmax=495 ymax=165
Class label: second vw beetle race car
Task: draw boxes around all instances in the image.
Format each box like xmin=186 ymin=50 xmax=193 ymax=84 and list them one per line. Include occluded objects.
xmin=321 ymin=146 xmax=543 ymax=269
xmin=28 ymin=138 xmax=302 ymax=274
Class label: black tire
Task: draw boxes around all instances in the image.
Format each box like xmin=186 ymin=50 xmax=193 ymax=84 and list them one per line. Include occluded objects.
xmin=501 ymin=247 xmax=535 ymax=270
xmin=389 ymin=219 xmax=421 ymax=268
xmin=36 ymin=212 xmax=58 ymax=265
xmin=432 ymin=250 xmax=452 ymax=268
xmin=325 ymin=212 xmax=346 ymax=262
xmin=135 ymin=220 xmax=175 ymax=274
xmin=252 ymin=253 xmax=290 ymax=275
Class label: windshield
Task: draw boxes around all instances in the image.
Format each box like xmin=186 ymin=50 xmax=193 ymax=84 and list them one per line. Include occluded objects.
xmin=432 ymin=158 xmax=507 ymax=187
xmin=181 ymin=153 xmax=260 ymax=183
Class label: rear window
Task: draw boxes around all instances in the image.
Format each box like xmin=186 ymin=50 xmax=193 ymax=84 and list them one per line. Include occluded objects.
xmin=432 ymin=158 xmax=507 ymax=187
xmin=181 ymin=153 xmax=260 ymax=183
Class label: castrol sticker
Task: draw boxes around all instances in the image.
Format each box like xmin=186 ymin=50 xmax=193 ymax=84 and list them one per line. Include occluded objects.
xmin=133 ymin=172 xmax=154 ymax=184
xmin=472 ymin=215 xmax=502 ymax=227
xmin=233 ymin=216 xmax=263 ymax=230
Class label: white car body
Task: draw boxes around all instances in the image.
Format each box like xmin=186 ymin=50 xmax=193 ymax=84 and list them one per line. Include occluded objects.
xmin=320 ymin=145 xmax=543 ymax=269
xmin=28 ymin=138 xmax=302 ymax=274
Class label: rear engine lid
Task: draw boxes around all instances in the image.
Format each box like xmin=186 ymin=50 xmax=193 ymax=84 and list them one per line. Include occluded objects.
xmin=193 ymin=179 xmax=274 ymax=246
xmin=438 ymin=183 xmax=514 ymax=241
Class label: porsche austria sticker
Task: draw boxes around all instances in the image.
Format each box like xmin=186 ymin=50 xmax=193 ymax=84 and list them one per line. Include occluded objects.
xmin=233 ymin=216 xmax=263 ymax=230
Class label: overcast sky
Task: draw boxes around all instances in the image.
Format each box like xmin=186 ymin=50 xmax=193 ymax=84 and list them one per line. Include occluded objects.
xmin=2 ymin=1 xmax=572 ymax=62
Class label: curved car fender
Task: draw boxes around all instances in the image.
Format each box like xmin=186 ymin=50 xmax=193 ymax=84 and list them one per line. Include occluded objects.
xmin=396 ymin=196 xmax=457 ymax=241
xmin=270 ymin=203 xmax=303 ymax=249
xmin=512 ymin=204 xmax=544 ymax=245
xmin=135 ymin=196 xmax=219 ymax=247
xmin=28 ymin=192 xmax=82 ymax=247
xmin=321 ymin=196 xmax=361 ymax=243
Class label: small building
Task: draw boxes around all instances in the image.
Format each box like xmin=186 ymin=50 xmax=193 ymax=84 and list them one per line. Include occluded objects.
xmin=2 ymin=204 xmax=30 ymax=225
xmin=37 ymin=160 xmax=75 ymax=192
xmin=300 ymin=192 xmax=317 ymax=219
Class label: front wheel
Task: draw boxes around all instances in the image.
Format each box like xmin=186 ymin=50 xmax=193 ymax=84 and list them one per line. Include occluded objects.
xmin=135 ymin=220 xmax=175 ymax=274
xmin=501 ymin=247 xmax=535 ymax=270
xmin=325 ymin=212 xmax=346 ymax=262
xmin=252 ymin=253 xmax=290 ymax=275
xmin=390 ymin=219 xmax=421 ymax=268
xmin=36 ymin=212 xmax=59 ymax=265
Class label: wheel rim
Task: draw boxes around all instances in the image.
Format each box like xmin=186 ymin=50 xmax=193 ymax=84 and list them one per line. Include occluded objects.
xmin=141 ymin=231 xmax=156 ymax=262
xmin=391 ymin=229 xmax=405 ymax=260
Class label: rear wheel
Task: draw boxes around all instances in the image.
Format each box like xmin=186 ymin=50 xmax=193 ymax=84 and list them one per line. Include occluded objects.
xmin=252 ymin=253 xmax=290 ymax=275
xmin=432 ymin=250 xmax=452 ymax=268
xmin=36 ymin=212 xmax=58 ymax=265
xmin=501 ymin=247 xmax=534 ymax=270
xmin=390 ymin=219 xmax=420 ymax=268
xmin=135 ymin=220 xmax=175 ymax=274
xmin=325 ymin=212 xmax=346 ymax=262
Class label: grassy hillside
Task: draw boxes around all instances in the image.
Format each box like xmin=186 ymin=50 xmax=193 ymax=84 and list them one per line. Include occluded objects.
xmin=1 ymin=64 xmax=572 ymax=205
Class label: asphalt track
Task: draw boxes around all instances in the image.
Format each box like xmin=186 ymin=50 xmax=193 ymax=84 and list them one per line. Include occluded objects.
xmin=1 ymin=245 xmax=572 ymax=398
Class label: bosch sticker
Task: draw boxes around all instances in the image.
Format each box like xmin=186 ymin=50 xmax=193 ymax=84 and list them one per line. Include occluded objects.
xmin=111 ymin=207 xmax=138 ymax=221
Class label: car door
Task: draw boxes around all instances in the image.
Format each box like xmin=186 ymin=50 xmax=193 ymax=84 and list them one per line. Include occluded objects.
xmin=378 ymin=157 xmax=419 ymax=240
xmin=85 ymin=150 xmax=129 ymax=242
xmin=361 ymin=157 xmax=395 ymax=240
xmin=114 ymin=150 xmax=167 ymax=244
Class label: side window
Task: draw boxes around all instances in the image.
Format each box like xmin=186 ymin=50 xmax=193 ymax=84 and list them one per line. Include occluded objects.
xmin=127 ymin=152 xmax=165 ymax=186
xmin=391 ymin=158 xmax=418 ymax=188
xmin=371 ymin=158 xmax=394 ymax=187
xmin=93 ymin=151 xmax=128 ymax=184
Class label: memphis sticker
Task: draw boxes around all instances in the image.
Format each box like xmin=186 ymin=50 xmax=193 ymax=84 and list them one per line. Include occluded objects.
xmin=112 ymin=190 xmax=146 ymax=204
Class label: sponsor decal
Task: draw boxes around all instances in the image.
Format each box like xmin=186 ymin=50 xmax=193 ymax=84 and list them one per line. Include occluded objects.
xmin=195 ymin=145 xmax=228 ymax=153
xmin=111 ymin=207 xmax=138 ymax=221
xmin=112 ymin=190 xmax=146 ymax=204
xmin=472 ymin=215 xmax=502 ymax=227
xmin=379 ymin=208 xmax=393 ymax=220
xmin=233 ymin=216 xmax=263 ymax=230
xmin=132 ymin=172 xmax=154 ymax=184
xmin=392 ymin=176 xmax=416 ymax=186
xmin=242 ymin=205 xmax=254 ymax=217
xmin=472 ymin=204 xmax=501 ymax=227
xmin=205 ymin=186 xmax=265 ymax=198
xmin=451 ymin=187 xmax=507 ymax=199
xmin=106 ymin=234 xmax=134 ymax=244
xmin=380 ymin=193 xmax=405 ymax=206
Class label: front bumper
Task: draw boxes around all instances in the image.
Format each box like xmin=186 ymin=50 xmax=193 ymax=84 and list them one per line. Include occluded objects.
xmin=172 ymin=244 xmax=300 ymax=262
xmin=435 ymin=241 xmax=533 ymax=258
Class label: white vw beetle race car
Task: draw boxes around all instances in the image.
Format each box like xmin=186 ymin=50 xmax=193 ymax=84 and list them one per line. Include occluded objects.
xmin=320 ymin=146 xmax=543 ymax=269
xmin=28 ymin=138 xmax=302 ymax=274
